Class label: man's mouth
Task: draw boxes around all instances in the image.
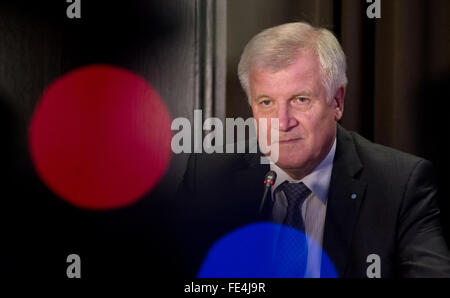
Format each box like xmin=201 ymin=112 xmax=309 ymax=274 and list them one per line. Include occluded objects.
xmin=278 ymin=137 xmax=302 ymax=144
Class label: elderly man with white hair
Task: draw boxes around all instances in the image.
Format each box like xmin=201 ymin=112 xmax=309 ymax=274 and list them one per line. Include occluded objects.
xmin=176 ymin=22 xmax=450 ymax=278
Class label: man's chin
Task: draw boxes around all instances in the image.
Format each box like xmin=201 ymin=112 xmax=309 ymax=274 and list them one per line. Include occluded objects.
xmin=274 ymin=158 xmax=305 ymax=171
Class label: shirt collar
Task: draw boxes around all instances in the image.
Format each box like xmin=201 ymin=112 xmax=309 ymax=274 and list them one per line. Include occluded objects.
xmin=270 ymin=137 xmax=336 ymax=204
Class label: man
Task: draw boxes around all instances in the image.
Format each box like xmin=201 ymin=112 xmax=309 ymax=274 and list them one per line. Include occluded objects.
xmin=175 ymin=22 xmax=450 ymax=277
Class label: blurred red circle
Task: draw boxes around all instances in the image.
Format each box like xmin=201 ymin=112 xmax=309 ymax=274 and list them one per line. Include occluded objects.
xmin=29 ymin=64 xmax=172 ymax=210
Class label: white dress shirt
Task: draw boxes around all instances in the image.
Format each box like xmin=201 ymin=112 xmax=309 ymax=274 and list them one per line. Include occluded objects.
xmin=270 ymin=138 xmax=336 ymax=277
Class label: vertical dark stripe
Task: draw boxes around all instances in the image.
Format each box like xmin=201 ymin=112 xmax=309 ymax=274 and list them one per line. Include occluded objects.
xmin=333 ymin=0 xmax=342 ymax=41
xmin=199 ymin=0 xmax=207 ymax=112
xmin=194 ymin=0 xmax=201 ymax=110
xmin=211 ymin=0 xmax=217 ymax=118
xmin=360 ymin=10 xmax=375 ymax=141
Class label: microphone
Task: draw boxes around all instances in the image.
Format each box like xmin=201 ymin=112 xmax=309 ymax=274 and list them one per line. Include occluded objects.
xmin=259 ymin=171 xmax=277 ymax=214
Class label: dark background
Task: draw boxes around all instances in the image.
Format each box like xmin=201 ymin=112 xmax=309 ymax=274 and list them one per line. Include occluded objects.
xmin=1 ymin=0 xmax=449 ymax=281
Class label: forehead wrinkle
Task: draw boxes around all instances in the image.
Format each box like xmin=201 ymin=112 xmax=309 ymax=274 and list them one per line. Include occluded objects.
xmin=250 ymin=52 xmax=323 ymax=100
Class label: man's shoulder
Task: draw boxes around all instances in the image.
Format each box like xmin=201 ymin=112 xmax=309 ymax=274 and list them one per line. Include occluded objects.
xmin=338 ymin=125 xmax=431 ymax=175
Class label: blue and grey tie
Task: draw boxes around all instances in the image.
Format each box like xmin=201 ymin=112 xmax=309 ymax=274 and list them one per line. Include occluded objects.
xmin=281 ymin=181 xmax=311 ymax=230
xmin=274 ymin=181 xmax=311 ymax=277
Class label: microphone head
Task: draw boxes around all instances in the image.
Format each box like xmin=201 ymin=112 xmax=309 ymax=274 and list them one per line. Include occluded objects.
xmin=263 ymin=171 xmax=277 ymax=188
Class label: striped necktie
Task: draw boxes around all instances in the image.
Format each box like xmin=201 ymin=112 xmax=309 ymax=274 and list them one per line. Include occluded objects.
xmin=281 ymin=181 xmax=311 ymax=231
xmin=274 ymin=181 xmax=311 ymax=277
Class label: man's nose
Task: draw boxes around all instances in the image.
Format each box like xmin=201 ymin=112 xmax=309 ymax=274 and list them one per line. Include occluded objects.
xmin=277 ymin=104 xmax=298 ymax=131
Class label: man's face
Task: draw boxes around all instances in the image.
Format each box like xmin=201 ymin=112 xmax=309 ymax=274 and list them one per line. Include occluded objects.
xmin=249 ymin=50 xmax=344 ymax=178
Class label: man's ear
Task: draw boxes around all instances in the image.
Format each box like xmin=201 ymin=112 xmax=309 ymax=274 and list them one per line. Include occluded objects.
xmin=333 ymin=86 xmax=345 ymax=121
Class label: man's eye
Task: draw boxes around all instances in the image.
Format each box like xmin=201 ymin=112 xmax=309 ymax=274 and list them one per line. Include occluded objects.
xmin=261 ymin=100 xmax=271 ymax=106
xmin=295 ymin=97 xmax=309 ymax=104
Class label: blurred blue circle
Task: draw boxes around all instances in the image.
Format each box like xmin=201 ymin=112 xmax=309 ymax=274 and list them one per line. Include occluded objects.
xmin=197 ymin=222 xmax=337 ymax=278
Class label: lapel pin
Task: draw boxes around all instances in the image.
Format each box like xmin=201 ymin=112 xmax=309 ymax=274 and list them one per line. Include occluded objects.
xmin=351 ymin=193 xmax=357 ymax=199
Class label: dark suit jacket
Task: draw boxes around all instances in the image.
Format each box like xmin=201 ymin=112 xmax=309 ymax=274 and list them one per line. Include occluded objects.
xmin=174 ymin=124 xmax=450 ymax=277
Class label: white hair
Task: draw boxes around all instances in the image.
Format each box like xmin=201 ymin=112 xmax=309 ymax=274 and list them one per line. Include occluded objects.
xmin=238 ymin=22 xmax=347 ymax=104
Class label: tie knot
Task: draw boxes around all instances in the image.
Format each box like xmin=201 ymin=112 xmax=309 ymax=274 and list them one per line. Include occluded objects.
xmin=279 ymin=181 xmax=311 ymax=206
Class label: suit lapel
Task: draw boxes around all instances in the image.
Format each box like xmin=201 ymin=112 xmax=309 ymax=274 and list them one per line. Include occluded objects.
xmin=322 ymin=125 xmax=367 ymax=278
